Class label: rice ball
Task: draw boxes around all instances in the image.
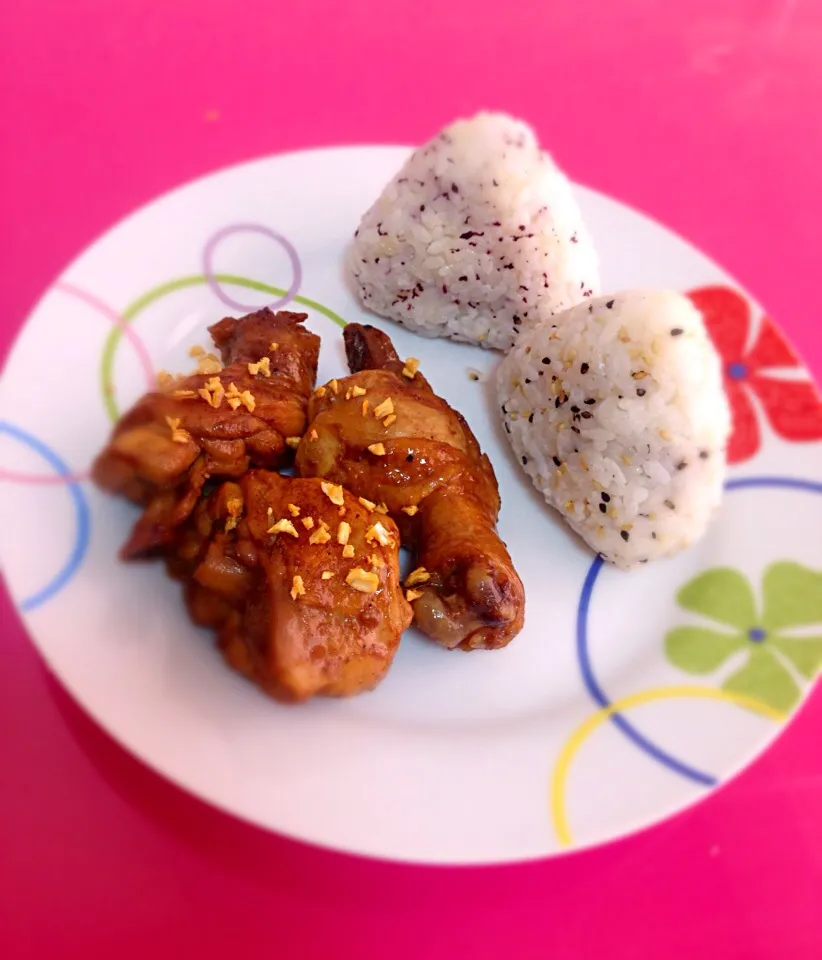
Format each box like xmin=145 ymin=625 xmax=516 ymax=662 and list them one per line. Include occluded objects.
xmin=348 ymin=112 xmax=599 ymax=351
xmin=497 ymin=290 xmax=731 ymax=567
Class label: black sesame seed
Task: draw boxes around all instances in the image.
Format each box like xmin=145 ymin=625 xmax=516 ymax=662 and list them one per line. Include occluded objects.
xmin=676 ymin=461 xmax=688 ymax=470
xmin=406 ymin=453 xmax=414 ymax=462
xmin=451 ymin=183 xmax=459 ymax=193
xmin=525 ymin=377 xmax=532 ymax=384
xmin=552 ymin=456 xmax=562 ymax=467
xmin=699 ymin=450 xmax=710 ymax=459
xmin=521 ymin=456 xmax=528 ymax=465
xmin=528 ymin=413 xmax=534 ymax=423
xmin=601 ymin=492 xmax=610 ymax=502
xmin=504 ymin=423 xmax=511 ymax=434
xmin=580 ymin=362 xmax=589 ymax=374
xmin=651 ymin=532 xmax=657 ymax=539
xmin=599 ymin=503 xmax=607 ymax=513
xmin=606 ymin=300 xmax=614 ymax=309
xmin=581 ymin=411 xmax=593 ymax=419
xmin=584 ymin=398 xmax=596 ymax=405
xmin=620 ymin=530 xmax=630 ymax=541
xmin=555 ymin=398 xmax=561 ymax=408
xmin=458 ymin=275 xmax=468 ymax=281
xmin=571 ymin=426 xmax=580 ymax=434
xmin=664 ymin=500 xmax=675 ymax=510
xmin=571 ymin=405 xmax=580 ymax=413
xmin=541 ymin=357 xmax=551 ymax=365
xmin=670 ymin=328 xmax=684 ymax=336
xmin=419 ymin=205 xmax=425 ymax=212
xmin=636 ymin=388 xmax=646 ymax=397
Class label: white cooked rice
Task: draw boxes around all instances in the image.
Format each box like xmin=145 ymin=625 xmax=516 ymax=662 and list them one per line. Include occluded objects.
xmin=348 ymin=112 xmax=599 ymax=352
xmin=497 ymin=290 xmax=731 ymax=568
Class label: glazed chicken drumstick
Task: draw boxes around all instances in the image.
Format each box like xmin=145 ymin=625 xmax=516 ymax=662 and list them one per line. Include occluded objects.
xmin=296 ymin=323 xmax=525 ymax=650
xmin=93 ymin=308 xmax=320 ymax=557
xmin=167 ymin=471 xmax=412 ymax=702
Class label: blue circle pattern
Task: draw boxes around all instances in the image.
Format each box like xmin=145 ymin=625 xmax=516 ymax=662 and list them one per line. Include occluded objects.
xmin=0 ymin=422 xmax=91 ymax=612
xmin=576 ymin=476 xmax=822 ymax=787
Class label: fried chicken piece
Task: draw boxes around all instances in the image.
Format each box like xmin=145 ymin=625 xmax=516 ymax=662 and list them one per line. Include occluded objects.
xmin=93 ymin=309 xmax=320 ymax=557
xmin=168 ymin=471 xmax=412 ymax=701
xmin=295 ymin=323 xmax=525 ymax=650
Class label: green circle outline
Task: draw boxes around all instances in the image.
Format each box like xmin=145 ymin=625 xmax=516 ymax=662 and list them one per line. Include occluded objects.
xmin=100 ymin=273 xmax=347 ymax=422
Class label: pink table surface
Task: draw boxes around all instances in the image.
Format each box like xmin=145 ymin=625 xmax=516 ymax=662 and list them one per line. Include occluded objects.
xmin=2 ymin=1 xmax=821 ymax=957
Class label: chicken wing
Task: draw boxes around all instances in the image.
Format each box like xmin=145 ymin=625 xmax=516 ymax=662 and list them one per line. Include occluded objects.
xmin=295 ymin=323 xmax=525 ymax=650
xmin=93 ymin=308 xmax=320 ymax=557
xmin=168 ymin=470 xmax=412 ymax=701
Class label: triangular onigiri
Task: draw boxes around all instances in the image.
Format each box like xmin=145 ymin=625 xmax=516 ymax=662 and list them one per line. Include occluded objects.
xmin=348 ymin=112 xmax=600 ymax=351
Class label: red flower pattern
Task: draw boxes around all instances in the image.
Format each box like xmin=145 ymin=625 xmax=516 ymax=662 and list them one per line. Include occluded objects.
xmin=687 ymin=286 xmax=822 ymax=463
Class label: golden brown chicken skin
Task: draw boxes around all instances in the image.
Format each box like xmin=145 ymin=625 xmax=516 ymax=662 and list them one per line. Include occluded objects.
xmin=168 ymin=470 xmax=412 ymax=702
xmin=93 ymin=309 xmax=320 ymax=557
xmin=296 ymin=323 xmax=525 ymax=651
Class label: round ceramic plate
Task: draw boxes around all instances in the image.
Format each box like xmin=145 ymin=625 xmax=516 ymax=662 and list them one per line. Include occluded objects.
xmin=2 ymin=147 xmax=821 ymax=864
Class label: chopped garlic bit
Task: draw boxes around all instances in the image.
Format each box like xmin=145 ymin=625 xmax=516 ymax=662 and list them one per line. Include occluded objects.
xmin=268 ymin=518 xmax=299 ymax=538
xmin=402 ymin=357 xmax=420 ymax=379
xmin=189 ymin=345 xmax=205 ymax=358
xmin=321 ymin=571 xmax=334 ymax=580
xmin=405 ymin=567 xmax=430 ymax=587
xmin=171 ymin=388 xmax=197 ymax=398
xmin=367 ymin=443 xmax=386 ymax=456
xmin=287 ymin=503 xmax=301 ymax=517
xmin=301 ymin=516 xmax=315 ymax=530
xmin=383 ymin=414 xmax=397 ymax=428
xmin=269 ymin=342 xmax=279 ymax=352
xmin=369 ymin=554 xmax=384 ymax=569
xmin=309 ymin=526 xmax=332 ymax=545
xmin=309 ymin=428 xmax=319 ymax=441
xmin=373 ymin=398 xmax=394 ymax=420
xmin=225 ymin=382 xmax=256 ymax=412
xmin=329 ymin=378 xmax=339 ymax=395
xmin=361 ymin=399 xmax=370 ymax=417
xmin=351 ymin=385 xmax=367 ymax=398
xmin=374 ymin=502 xmax=389 ymax=514
xmin=165 ymin=415 xmax=191 ymax=444
xmin=346 ymin=568 xmax=379 ymax=593
xmin=156 ymin=370 xmax=176 ymax=390
xmin=345 ymin=388 xmax=353 ymax=401
xmin=358 ymin=496 xmax=376 ymax=512
xmin=337 ymin=521 xmax=351 ymax=545
xmin=406 ymin=589 xmax=424 ymax=602
xmin=196 ymin=353 xmax=223 ymax=376
xmin=248 ymin=356 xmax=272 ymax=377
xmin=365 ymin=521 xmax=392 ymax=546
xmin=290 ymin=575 xmax=305 ymax=600
xmin=321 ymin=481 xmax=345 ymax=506
xmin=401 ymin=505 xmax=418 ymax=516
xmin=198 ymin=376 xmax=225 ymax=408
xmin=314 ymin=385 xmax=327 ymax=398
xmin=285 ymin=436 xmax=302 ymax=449
xmin=342 ymin=544 xmax=355 ymax=559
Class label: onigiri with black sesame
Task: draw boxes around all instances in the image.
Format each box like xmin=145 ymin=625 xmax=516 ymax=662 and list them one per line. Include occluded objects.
xmin=348 ymin=112 xmax=600 ymax=351
xmin=497 ymin=290 xmax=731 ymax=568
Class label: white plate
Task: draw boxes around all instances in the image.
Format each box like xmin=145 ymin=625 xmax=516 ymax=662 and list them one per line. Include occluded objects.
xmin=2 ymin=146 xmax=821 ymax=864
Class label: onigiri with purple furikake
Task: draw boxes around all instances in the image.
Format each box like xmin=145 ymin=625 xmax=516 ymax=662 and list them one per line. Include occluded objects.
xmin=347 ymin=112 xmax=599 ymax=352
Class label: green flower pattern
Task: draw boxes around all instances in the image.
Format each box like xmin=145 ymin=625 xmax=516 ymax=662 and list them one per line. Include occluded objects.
xmin=665 ymin=562 xmax=822 ymax=711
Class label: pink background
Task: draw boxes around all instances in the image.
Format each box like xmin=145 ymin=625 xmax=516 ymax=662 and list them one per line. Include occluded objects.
xmin=1 ymin=1 xmax=821 ymax=957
